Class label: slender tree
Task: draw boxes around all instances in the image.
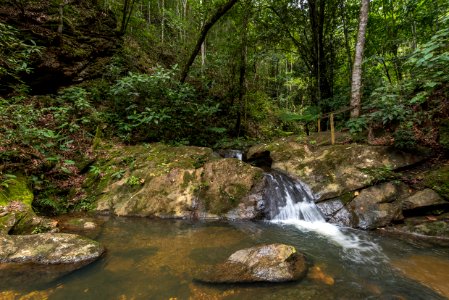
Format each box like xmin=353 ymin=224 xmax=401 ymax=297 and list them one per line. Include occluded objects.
xmin=180 ymin=0 xmax=239 ymax=83
xmin=350 ymin=0 xmax=369 ymax=118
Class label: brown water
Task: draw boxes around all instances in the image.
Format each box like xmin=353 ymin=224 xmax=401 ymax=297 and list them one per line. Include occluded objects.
xmin=1 ymin=217 xmax=448 ymax=300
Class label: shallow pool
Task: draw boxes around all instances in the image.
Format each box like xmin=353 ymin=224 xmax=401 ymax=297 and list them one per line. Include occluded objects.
xmin=2 ymin=217 xmax=449 ymax=299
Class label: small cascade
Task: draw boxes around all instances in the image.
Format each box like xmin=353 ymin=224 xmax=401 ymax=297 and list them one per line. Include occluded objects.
xmin=264 ymin=171 xmax=385 ymax=263
xmin=218 ymin=149 xmax=243 ymax=160
xmin=264 ymin=172 xmax=324 ymax=222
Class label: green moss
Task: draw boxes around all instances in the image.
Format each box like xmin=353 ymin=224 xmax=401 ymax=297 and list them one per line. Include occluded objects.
xmin=424 ymin=165 xmax=449 ymax=200
xmin=359 ymin=165 xmax=398 ymax=184
xmin=0 ymin=175 xmax=33 ymax=207
xmin=339 ymin=192 xmax=355 ymax=205
xmin=181 ymin=171 xmax=195 ymax=189
xmin=412 ymin=221 xmax=449 ymax=237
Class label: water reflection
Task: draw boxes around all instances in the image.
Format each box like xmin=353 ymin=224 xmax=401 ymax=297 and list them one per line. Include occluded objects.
xmin=2 ymin=217 xmax=448 ymax=299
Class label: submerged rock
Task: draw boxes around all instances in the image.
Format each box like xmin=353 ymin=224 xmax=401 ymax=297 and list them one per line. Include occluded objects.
xmin=0 ymin=233 xmax=104 ymax=264
xmin=381 ymin=214 xmax=449 ymax=246
xmin=392 ymin=255 xmax=449 ymax=298
xmin=195 ymin=244 xmax=308 ymax=283
xmin=248 ymin=140 xmax=421 ymax=201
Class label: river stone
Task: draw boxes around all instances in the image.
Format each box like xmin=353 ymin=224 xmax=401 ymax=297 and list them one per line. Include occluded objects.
xmin=328 ymin=206 xmax=355 ymax=227
xmin=348 ymin=182 xmax=408 ymax=230
xmin=0 ymin=233 xmax=104 ymax=264
xmin=316 ymin=199 xmax=345 ymax=218
xmin=402 ymin=189 xmax=447 ymax=210
xmin=316 ymin=198 xmax=355 ymax=226
xmin=247 ymin=139 xmax=422 ymax=201
xmin=195 ymin=244 xmax=308 ymax=283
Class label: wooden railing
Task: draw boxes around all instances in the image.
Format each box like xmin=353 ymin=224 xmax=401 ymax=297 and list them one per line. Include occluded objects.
xmin=316 ymin=106 xmax=354 ymax=145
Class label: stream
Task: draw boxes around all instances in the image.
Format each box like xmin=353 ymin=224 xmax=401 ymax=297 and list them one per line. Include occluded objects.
xmin=2 ymin=216 xmax=449 ymax=299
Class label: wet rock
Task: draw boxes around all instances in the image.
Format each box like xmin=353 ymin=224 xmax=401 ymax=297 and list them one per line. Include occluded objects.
xmin=328 ymin=206 xmax=355 ymax=227
xmin=195 ymin=244 xmax=308 ymax=283
xmin=248 ymin=140 xmax=422 ymax=201
xmin=316 ymin=197 xmax=357 ymax=227
xmin=348 ymin=182 xmax=408 ymax=230
xmin=402 ymin=189 xmax=447 ymax=210
xmin=93 ymin=144 xmax=264 ymax=219
xmin=0 ymin=233 xmax=104 ymax=264
xmin=316 ymin=199 xmax=344 ymax=219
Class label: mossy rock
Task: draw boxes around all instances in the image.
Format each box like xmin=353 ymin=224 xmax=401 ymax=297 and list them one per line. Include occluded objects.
xmin=248 ymin=139 xmax=422 ymax=201
xmin=91 ymin=143 xmax=264 ymax=219
xmin=424 ymin=165 xmax=449 ymax=200
xmin=199 ymin=159 xmax=264 ymax=215
xmin=0 ymin=175 xmax=33 ymax=207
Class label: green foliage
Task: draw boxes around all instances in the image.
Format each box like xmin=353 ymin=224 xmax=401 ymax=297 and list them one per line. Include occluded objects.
xmin=0 ymin=22 xmax=43 ymax=93
xmin=89 ymin=165 xmax=102 ymax=178
xmin=349 ymin=17 xmax=449 ymax=147
xmin=393 ymin=123 xmax=417 ymax=151
xmin=346 ymin=117 xmax=367 ymax=134
xmin=0 ymin=174 xmax=17 ymax=190
xmin=75 ymin=197 xmax=96 ymax=211
xmin=360 ymin=165 xmax=399 ymax=184
xmin=111 ymin=169 xmax=126 ymax=180
xmin=109 ymin=66 xmax=221 ymax=144
xmin=127 ymin=175 xmax=142 ymax=186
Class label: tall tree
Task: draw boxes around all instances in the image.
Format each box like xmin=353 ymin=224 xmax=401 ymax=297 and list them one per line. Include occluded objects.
xmin=350 ymin=0 xmax=369 ymax=118
xmin=180 ymin=0 xmax=238 ymax=83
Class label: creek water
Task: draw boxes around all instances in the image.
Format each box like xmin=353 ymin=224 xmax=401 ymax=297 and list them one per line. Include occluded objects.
xmin=2 ymin=217 xmax=448 ymax=299
xmin=3 ymin=173 xmax=449 ymax=299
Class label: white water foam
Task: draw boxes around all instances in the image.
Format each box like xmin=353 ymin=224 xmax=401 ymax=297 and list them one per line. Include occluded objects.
xmin=267 ymin=172 xmax=386 ymax=263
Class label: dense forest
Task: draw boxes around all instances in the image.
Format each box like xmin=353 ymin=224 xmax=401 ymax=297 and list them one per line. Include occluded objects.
xmin=1 ymin=0 xmax=448 ymax=213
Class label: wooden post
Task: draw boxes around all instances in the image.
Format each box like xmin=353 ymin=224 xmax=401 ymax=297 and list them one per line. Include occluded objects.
xmin=317 ymin=119 xmax=321 ymax=132
xmin=330 ymin=113 xmax=335 ymax=145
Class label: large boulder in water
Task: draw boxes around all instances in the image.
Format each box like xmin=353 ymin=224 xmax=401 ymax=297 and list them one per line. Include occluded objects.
xmin=0 ymin=233 xmax=104 ymax=264
xmin=247 ymin=139 xmax=422 ymax=201
xmin=348 ymin=182 xmax=409 ymax=230
xmin=92 ymin=144 xmax=264 ymax=219
xmin=195 ymin=244 xmax=308 ymax=283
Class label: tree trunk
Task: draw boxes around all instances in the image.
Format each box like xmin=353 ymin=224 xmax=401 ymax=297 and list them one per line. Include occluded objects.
xmin=235 ymin=3 xmax=249 ymax=137
xmin=350 ymin=0 xmax=369 ymax=118
xmin=180 ymin=0 xmax=238 ymax=83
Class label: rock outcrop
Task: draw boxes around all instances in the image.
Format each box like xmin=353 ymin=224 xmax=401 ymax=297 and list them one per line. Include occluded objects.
xmin=92 ymin=144 xmax=265 ymax=219
xmin=248 ymin=139 xmax=422 ymax=201
xmin=195 ymin=244 xmax=308 ymax=283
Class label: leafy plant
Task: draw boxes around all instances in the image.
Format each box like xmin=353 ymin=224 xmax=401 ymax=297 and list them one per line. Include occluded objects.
xmin=89 ymin=165 xmax=102 ymax=178
xmin=127 ymin=175 xmax=142 ymax=186
xmin=112 ymin=169 xmax=126 ymax=180
xmin=0 ymin=22 xmax=43 ymax=93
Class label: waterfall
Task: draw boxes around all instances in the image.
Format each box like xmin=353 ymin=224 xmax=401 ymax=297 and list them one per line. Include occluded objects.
xmin=264 ymin=172 xmax=325 ymax=222
xmin=264 ymin=171 xmax=385 ymax=263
